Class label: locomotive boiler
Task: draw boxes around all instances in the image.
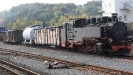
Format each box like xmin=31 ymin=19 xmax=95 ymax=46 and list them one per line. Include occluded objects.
xmin=61 ymin=14 xmax=133 ymax=56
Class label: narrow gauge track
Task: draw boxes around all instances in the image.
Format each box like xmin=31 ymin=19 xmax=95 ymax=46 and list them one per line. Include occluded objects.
xmin=5 ymin=43 xmax=133 ymax=60
xmin=0 ymin=48 xmax=133 ymax=75
xmin=0 ymin=59 xmax=39 ymax=75
xmin=37 ymin=46 xmax=133 ymax=63
xmin=4 ymin=43 xmax=133 ymax=61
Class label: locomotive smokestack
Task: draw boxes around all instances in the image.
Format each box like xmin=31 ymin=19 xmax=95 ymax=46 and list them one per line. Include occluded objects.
xmin=90 ymin=18 xmax=96 ymax=24
xmin=97 ymin=18 xmax=101 ymax=23
xmin=86 ymin=19 xmax=90 ymax=25
xmin=101 ymin=16 xmax=108 ymax=23
xmin=112 ymin=13 xmax=118 ymax=22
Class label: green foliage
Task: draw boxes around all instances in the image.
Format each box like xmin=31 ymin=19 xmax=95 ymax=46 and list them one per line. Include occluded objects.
xmin=0 ymin=0 xmax=102 ymax=30
xmin=58 ymin=15 xmax=68 ymax=26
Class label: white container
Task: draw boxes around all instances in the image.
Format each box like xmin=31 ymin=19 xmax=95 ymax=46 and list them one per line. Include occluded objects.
xmin=23 ymin=25 xmax=42 ymax=41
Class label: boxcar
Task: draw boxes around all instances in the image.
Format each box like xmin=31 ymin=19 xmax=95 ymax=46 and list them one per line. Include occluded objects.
xmin=34 ymin=26 xmax=62 ymax=47
xmin=2 ymin=30 xmax=23 ymax=43
xmin=0 ymin=27 xmax=8 ymax=41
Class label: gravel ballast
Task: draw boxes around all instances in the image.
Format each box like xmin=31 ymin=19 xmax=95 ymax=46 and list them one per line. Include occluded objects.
xmin=0 ymin=54 xmax=96 ymax=75
xmin=0 ymin=42 xmax=133 ymax=73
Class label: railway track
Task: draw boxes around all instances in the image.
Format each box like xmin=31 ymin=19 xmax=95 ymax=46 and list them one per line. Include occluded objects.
xmin=0 ymin=59 xmax=39 ymax=75
xmin=4 ymin=42 xmax=133 ymax=61
xmin=9 ymin=43 xmax=133 ymax=58
xmin=0 ymin=48 xmax=133 ymax=75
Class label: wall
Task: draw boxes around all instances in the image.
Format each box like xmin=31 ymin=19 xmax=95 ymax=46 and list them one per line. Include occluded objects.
xmin=102 ymin=0 xmax=133 ymax=23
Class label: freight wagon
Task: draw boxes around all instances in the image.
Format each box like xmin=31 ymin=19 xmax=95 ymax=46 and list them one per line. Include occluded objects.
xmin=2 ymin=30 xmax=23 ymax=43
xmin=0 ymin=27 xmax=8 ymax=41
xmin=34 ymin=26 xmax=62 ymax=47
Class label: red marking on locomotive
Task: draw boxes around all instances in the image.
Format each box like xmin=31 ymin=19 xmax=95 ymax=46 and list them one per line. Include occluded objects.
xmin=112 ymin=45 xmax=132 ymax=52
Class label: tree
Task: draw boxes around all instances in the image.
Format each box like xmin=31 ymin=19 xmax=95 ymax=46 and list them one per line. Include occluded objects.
xmin=0 ymin=1 xmax=102 ymax=29
xmin=58 ymin=15 xmax=67 ymax=26
xmin=54 ymin=11 xmax=63 ymax=19
xmin=50 ymin=18 xmax=56 ymax=26
xmin=7 ymin=20 xmax=13 ymax=29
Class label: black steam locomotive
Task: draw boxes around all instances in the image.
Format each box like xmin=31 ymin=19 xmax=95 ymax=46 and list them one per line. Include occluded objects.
xmin=61 ymin=13 xmax=133 ymax=56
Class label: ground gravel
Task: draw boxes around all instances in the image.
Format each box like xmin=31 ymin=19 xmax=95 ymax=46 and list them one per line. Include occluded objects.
xmin=0 ymin=54 xmax=96 ymax=75
xmin=0 ymin=69 xmax=10 ymax=75
xmin=0 ymin=42 xmax=133 ymax=73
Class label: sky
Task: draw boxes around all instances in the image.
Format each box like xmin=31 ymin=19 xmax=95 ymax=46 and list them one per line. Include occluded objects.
xmin=0 ymin=0 xmax=93 ymax=12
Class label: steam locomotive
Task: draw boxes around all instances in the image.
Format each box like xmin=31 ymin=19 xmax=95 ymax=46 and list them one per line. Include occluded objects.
xmin=60 ymin=13 xmax=133 ymax=56
xmin=2 ymin=13 xmax=133 ymax=56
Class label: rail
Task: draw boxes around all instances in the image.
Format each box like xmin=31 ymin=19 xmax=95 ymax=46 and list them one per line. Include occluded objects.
xmin=0 ymin=59 xmax=39 ymax=75
xmin=0 ymin=48 xmax=133 ymax=75
xmin=0 ymin=65 xmax=20 ymax=75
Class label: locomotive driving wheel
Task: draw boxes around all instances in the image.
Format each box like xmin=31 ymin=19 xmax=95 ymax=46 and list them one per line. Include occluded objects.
xmin=77 ymin=45 xmax=85 ymax=52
